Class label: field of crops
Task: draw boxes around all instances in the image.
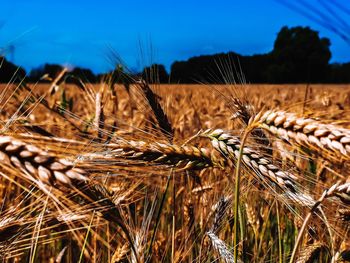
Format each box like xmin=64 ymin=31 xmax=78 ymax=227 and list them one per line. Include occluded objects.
xmin=1 ymin=81 xmax=350 ymax=262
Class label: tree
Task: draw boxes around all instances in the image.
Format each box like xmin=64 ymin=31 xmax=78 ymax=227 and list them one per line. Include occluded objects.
xmin=29 ymin=63 xmax=64 ymax=82
xmin=0 ymin=56 xmax=26 ymax=83
xmin=69 ymin=67 xmax=97 ymax=83
xmin=170 ymin=52 xmax=243 ymax=83
xmin=142 ymin=64 xmax=169 ymax=83
xmin=169 ymin=26 xmax=335 ymax=84
xmin=265 ymin=26 xmax=331 ymax=83
xmin=329 ymin=62 xmax=350 ymax=83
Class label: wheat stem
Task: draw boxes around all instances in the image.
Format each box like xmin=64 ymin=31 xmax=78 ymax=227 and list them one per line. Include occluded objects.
xmin=233 ymin=124 xmax=257 ymax=262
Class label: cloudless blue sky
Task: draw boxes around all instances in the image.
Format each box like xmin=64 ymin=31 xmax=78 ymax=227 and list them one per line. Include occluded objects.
xmin=1 ymin=0 xmax=350 ymax=73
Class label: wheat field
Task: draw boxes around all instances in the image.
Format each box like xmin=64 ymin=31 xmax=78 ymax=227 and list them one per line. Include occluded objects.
xmin=1 ymin=79 xmax=350 ymax=262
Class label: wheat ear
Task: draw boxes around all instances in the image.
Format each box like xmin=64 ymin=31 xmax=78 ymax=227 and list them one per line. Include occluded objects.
xmin=0 ymin=135 xmax=139 ymax=260
xmin=207 ymin=231 xmax=242 ymax=263
xmin=295 ymin=242 xmax=323 ymax=263
xmin=84 ymin=139 xmax=225 ymax=170
xmin=0 ymin=135 xmax=87 ymax=187
xmin=256 ymin=110 xmax=350 ymax=162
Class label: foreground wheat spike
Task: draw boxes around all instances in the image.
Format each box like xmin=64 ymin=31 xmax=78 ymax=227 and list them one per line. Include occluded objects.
xmin=210 ymin=196 xmax=231 ymax=234
xmin=203 ymin=129 xmax=316 ymax=207
xmin=230 ymin=98 xmax=271 ymax=149
xmin=230 ymin=98 xmax=254 ymax=125
xmin=112 ymin=243 xmax=129 ymax=263
xmin=256 ymin=110 xmax=350 ymax=162
xmin=85 ymin=139 xmax=225 ymax=170
xmin=0 ymin=135 xmax=88 ymax=186
xmin=321 ymin=181 xmax=350 ymax=203
xmin=0 ymin=134 xmax=138 ymax=257
xmin=207 ymin=231 xmax=241 ymax=263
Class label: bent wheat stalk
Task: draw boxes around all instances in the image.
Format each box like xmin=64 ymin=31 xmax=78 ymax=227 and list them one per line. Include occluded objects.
xmin=289 ymin=180 xmax=350 ymax=262
xmin=204 ymin=128 xmax=320 ymax=263
xmin=289 ymin=182 xmax=345 ymax=263
xmin=203 ymin=129 xmax=316 ymax=207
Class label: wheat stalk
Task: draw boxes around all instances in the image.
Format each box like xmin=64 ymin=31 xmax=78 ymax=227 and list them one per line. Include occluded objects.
xmin=0 ymin=209 xmax=92 ymax=257
xmin=288 ymin=180 xmax=350 ymax=262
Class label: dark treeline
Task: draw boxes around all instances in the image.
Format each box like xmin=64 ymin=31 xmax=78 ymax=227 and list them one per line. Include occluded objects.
xmin=29 ymin=64 xmax=98 ymax=83
xmin=1 ymin=26 xmax=349 ymax=84
xmin=0 ymin=57 xmax=26 ymax=82
xmin=171 ymin=26 xmax=349 ymax=83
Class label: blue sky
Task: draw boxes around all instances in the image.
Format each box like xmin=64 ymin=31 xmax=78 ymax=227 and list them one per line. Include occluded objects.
xmin=1 ymin=0 xmax=350 ymax=73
